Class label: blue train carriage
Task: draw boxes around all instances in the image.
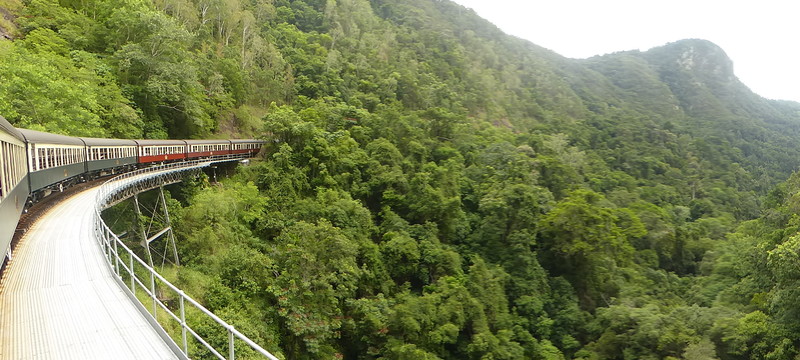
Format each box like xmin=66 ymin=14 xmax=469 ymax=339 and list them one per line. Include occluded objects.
xmin=19 ymin=129 xmax=87 ymax=200
xmin=81 ymin=137 xmax=138 ymax=176
xmin=0 ymin=117 xmax=30 ymax=262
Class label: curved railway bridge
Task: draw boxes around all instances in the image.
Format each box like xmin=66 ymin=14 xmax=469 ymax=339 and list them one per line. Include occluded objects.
xmin=0 ymin=159 xmax=279 ymax=359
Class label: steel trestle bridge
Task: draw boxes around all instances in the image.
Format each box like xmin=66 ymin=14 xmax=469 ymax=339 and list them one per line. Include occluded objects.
xmin=0 ymin=157 xmax=280 ymax=359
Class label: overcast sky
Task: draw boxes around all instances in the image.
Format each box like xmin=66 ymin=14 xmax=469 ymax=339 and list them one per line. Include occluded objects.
xmin=449 ymin=0 xmax=800 ymax=103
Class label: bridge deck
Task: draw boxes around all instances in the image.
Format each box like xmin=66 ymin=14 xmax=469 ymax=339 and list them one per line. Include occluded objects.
xmin=0 ymin=185 xmax=178 ymax=359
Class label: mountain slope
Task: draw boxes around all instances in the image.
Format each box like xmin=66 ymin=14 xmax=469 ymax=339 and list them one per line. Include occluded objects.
xmin=6 ymin=0 xmax=800 ymax=358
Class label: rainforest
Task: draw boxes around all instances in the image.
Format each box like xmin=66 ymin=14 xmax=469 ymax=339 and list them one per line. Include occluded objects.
xmin=4 ymin=0 xmax=800 ymax=359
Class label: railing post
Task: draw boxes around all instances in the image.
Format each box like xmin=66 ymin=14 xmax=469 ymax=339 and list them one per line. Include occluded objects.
xmin=129 ymin=251 xmax=135 ymax=292
xmin=113 ymin=236 xmax=120 ymax=276
xmin=150 ymin=270 xmax=157 ymax=317
xmin=228 ymin=325 xmax=235 ymax=360
xmin=180 ymin=290 xmax=188 ymax=355
xmin=103 ymin=228 xmax=110 ymax=260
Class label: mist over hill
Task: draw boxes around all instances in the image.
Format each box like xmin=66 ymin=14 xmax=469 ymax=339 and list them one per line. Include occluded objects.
xmin=4 ymin=0 xmax=800 ymax=358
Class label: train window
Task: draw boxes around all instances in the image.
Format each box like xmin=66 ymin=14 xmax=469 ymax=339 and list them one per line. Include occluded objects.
xmin=0 ymin=143 xmax=5 ymax=199
xmin=4 ymin=143 xmax=9 ymax=198
xmin=3 ymin=143 xmax=11 ymax=198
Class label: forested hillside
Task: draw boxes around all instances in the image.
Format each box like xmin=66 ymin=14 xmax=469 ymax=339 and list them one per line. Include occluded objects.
xmin=5 ymin=0 xmax=800 ymax=358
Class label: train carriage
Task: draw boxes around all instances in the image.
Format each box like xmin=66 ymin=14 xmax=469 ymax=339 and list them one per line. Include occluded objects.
xmin=1 ymin=122 xmax=267 ymax=268
xmin=19 ymin=129 xmax=87 ymax=195
xmin=0 ymin=116 xmax=29 ymax=261
xmin=185 ymin=139 xmax=231 ymax=159
xmin=81 ymin=137 xmax=138 ymax=174
xmin=135 ymin=139 xmax=187 ymax=164
xmin=230 ymin=139 xmax=266 ymax=156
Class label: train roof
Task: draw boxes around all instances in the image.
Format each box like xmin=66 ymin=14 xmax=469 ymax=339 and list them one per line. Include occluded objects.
xmin=19 ymin=128 xmax=85 ymax=146
xmin=134 ymin=139 xmax=187 ymax=146
xmin=80 ymin=137 xmax=138 ymax=146
xmin=184 ymin=139 xmax=232 ymax=145
xmin=230 ymin=139 xmax=267 ymax=144
xmin=0 ymin=116 xmax=25 ymax=141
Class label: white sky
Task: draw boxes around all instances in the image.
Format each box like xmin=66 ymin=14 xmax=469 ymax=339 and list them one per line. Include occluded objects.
xmin=450 ymin=0 xmax=800 ymax=102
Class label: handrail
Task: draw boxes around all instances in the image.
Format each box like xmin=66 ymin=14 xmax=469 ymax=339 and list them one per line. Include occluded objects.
xmin=93 ymin=156 xmax=280 ymax=360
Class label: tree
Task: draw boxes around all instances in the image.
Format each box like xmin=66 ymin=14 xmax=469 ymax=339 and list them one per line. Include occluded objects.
xmin=539 ymin=189 xmax=645 ymax=308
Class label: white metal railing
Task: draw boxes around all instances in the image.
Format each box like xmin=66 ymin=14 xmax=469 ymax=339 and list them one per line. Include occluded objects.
xmin=93 ymin=157 xmax=280 ymax=360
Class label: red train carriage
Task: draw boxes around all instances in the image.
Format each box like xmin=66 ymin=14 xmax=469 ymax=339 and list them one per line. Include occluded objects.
xmin=185 ymin=140 xmax=231 ymax=159
xmin=230 ymin=139 xmax=266 ymax=156
xmin=134 ymin=139 xmax=187 ymax=164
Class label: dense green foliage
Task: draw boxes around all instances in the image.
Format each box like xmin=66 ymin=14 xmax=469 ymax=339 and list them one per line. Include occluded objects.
xmin=8 ymin=0 xmax=800 ymax=358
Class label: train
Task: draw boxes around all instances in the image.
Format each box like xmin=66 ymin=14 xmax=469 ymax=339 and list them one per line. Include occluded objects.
xmin=0 ymin=115 xmax=265 ymax=266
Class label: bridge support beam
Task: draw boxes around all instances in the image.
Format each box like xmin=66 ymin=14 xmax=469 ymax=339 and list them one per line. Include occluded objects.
xmin=133 ymin=185 xmax=179 ymax=268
